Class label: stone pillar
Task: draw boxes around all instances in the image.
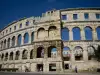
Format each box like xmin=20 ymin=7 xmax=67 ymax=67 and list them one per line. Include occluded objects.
xmin=7 ymin=52 xmax=10 ymax=61
xmin=13 ymin=51 xmax=16 ymax=60
xmin=30 ymin=63 xmax=37 ymax=72
xmin=10 ymin=39 xmax=12 ymax=47
xmin=21 ymin=34 xmax=24 ymax=45
xmin=69 ymin=28 xmax=73 ymax=41
xmin=93 ymin=28 xmax=98 ymax=40
xmin=43 ymin=62 xmax=49 ymax=72
xmin=56 ymin=62 xmax=63 ymax=72
xmin=83 ymin=47 xmax=88 ymax=61
xmin=44 ymin=46 xmax=48 ymax=58
xmin=57 ymin=46 xmax=62 ymax=60
xmin=29 ymin=32 xmax=32 ymax=44
xmin=15 ymin=36 xmax=18 ymax=46
xmin=81 ymin=27 xmax=85 ymax=40
xmin=70 ymin=47 xmax=75 ymax=62
xmin=33 ymin=47 xmax=37 ymax=58
xmin=27 ymin=50 xmax=30 ymax=59
xmin=19 ymin=50 xmax=22 ymax=60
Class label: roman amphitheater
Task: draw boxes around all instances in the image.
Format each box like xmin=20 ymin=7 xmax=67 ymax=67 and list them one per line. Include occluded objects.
xmin=0 ymin=8 xmax=100 ymax=72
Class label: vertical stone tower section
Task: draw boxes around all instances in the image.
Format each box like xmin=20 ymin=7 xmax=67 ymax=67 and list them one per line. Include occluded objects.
xmin=32 ymin=9 xmax=63 ymax=72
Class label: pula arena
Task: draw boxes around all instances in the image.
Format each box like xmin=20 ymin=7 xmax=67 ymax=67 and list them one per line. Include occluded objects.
xmin=0 ymin=8 xmax=100 ymax=72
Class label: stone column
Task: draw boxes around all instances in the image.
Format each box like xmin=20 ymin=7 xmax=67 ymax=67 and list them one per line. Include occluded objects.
xmin=33 ymin=46 xmax=37 ymax=58
xmin=27 ymin=50 xmax=30 ymax=59
xmin=56 ymin=62 xmax=63 ymax=72
xmin=43 ymin=62 xmax=49 ymax=72
xmin=80 ymin=27 xmax=85 ymax=40
xmin=57 ymin=46 xmax=62 ymax=60
xmin=7 ymin=52 xmax=10 ymax=61
xmin=15 ymin=36 xmax=18 ymax=46
xmin=19 ymin=50 xmax=22 ymax=60
xmin=93 ymin=28 xmax=98 ymax=40
xmin=10 ymin=39 xmax=12 ymax=47
xmin=44 ymin=46 xmax=48 ymax=58
xmin=69 ymin=28 xmax=73 ymax=41
xmin=70 ymin=47 xmax=75 ymax=62
xmin=83 ymin=47 xmax=88 ymax=61
xmin=21 ymin=34 xmax=24 ymax=45
xmin=13 ymin=52 xmax=16 ymax=60
xmin=29 ymin=32 xmax=32 ymax=44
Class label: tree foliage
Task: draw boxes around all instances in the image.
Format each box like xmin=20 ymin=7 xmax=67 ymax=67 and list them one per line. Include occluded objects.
xmin=92 ymin=45 xmax=100 ymax=62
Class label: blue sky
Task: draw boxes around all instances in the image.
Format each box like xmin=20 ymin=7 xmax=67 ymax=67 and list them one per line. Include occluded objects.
xmin=0 ymin=0 xmax=100 ymax=29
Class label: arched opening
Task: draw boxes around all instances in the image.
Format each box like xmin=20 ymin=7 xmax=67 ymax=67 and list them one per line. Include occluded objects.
xmin=24 ymin=32 xmax=29 ymax=44
xmin=26 ymin=20 xmax=29 ymax=26
xmin=12 ymin=36 xmax=15 ymax=47
xmin=30 ymin=49 xmax=33 ymax=59
xmin=37 ymin=28 xmax=45 ymax=38
xmin=1 ymin=53 xmax=4 ymax=60
xmin=88 ymin=46 xmax=94 ymax=60
xmin=48 ymin=46 xmax=57 ymax=58
xmin=37 ymin=47 xmax=44 ymax=58
xmin=48 ymin=26 xmax=57 ymax=38
xmin=15 ymin=51 xmax=20 ymax=60
xmin=63 ymin=47 xmax=70 ymax=61
xmin=4 ymin=39 xmax=6 ymax=48
xmin=1 ymin=41 xmax=3 ymax=49
xmin=74 ymin=46 xmax=83 ymax=61
xmin=7 ymin=38 xmax=10 ymax=48
xmin=17 ymin=34 xmax=22 ymax=46
xmin=84 ymin=26 xmax=93 ymax=40
xmin=96 ymin=26 xmax=100 ymax=40
xmin=61 ymin=28 xmax=69 ymax=41
xmin=72 ymin=27 xmax=81 ymax=40
xmin=9 ymin=52 xmax=13 ymax=60
xmin=31 ymin=32 xmax=34 ymax=43
xmin=22 ymin=50 xmax=28 ymax=59
xmin=5 ymin=52 xmax=8 ymax=61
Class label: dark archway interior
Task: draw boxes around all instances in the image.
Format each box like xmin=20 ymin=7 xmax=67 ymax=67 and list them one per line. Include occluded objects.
xmin=75 ymin=55 xmax=83 ymax=60
xmin=48 ymin=46 xmax=56 ymax=57
xmin=37 ymin=64 xmax=43 ymax=71
xmin=49 ymin=64 xmax=56 ymax=71
xmin=64 ymin=64 xmax=69 ymax=69
xmin=37 ymin=47 xmax=44 ymax=58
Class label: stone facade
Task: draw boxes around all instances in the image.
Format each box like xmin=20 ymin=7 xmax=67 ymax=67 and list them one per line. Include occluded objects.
xmin=0 ymin=8 xmax=100 ymax=72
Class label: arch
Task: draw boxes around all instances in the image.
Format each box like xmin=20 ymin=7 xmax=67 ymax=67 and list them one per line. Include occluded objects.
xmin=37 ymin=28 xmax=45 ymax=38
xmin=48 ymin=26 xmax=57 ymax=37
xmin=5 ymin=52 xmax=8 ymax=61
xmin=74 ymin=46 xmax=83 ymax=61
xmin=31 ymin=32 xmax=34 ymax=43
xmin=7 ymin=38 xmax=10 ymax=48
xmin=15 ymin=51 xmax=20 ymax=60
xmin=12 ymin=36 xmax=15 ymax=47
xmin=30 ymin=49 xmax=33 ymax=59
xmin=26 ymin=20 xmax=29 ymax=26
xmin=22 ymin=49 xmax=28 ymax=59
xmin=96 ymin=26 xmax=100 ymax=40
xmin=87 ymin=46 xmax=95 ymax=60
xmin=84 ymin=26 xmax=93 ymax=40
xmin=9 ymin=52 xmax=13 ymax=60
xmin=17 ymin=34 xmax=22 ymax=46
xmin=1 ymin=41 xmax=3 ymax=49
xmin=61 ymin=27 xmax=69 ymax=41
xmin=1 ymin=53 xmax=4 ymax=60
xmin=48 ymin=46 xmax=57 ymax=58
xmin=24 ymin=32 xmax=29 ymax=44
xmin=4 ymin=39 xmax=6 ymax=48
xmin=37 ymin=47 xmax=44 ymax=58
xmin=63 ymin=46 xmax=70 ymax=61
xmin=72 ymin=27 xmax=81 ymax=40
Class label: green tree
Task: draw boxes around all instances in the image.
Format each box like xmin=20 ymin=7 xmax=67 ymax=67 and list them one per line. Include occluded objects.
xmin=91 ymin=45 xmax=100 ymax=62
